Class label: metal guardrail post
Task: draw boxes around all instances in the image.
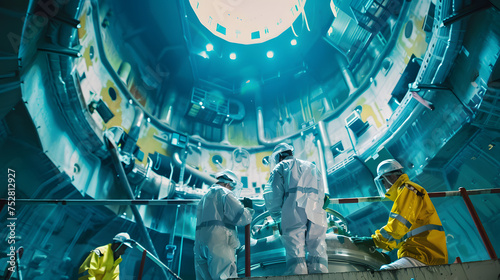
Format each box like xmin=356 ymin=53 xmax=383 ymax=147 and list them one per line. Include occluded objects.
xmin=131 ymin=241 xmax=183 ymax=280
xmin=245 ymin=224 xmax=251 ymax=277
xmin=138 ymin=249 xmax=147 ymax=280
xmin=459 ymin=187 xmax=498 ymax=260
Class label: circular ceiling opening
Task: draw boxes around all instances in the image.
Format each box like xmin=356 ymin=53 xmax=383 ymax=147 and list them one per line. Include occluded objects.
xmin=189 ymin=0 xmax=306 ymax=45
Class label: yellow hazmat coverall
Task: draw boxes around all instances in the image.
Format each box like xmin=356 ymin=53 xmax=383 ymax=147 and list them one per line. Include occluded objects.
xmin=372 ymin=174 xmax=448 ymax=265
xmin=78 ymin=244 xmax=122 ymax=280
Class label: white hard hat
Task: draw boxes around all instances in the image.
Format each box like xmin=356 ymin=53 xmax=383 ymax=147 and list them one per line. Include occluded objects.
xmin=373 ymin=159 xmax=404 ymax=197
xmin=376 ymin=159 xmax=404 ymax=177
xmin=113 ymin=232 xmax=132 ymax=248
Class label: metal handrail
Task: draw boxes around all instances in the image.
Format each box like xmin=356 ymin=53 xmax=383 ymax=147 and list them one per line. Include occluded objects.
xmin=5 ymin=188 xmax=498 ymax=206
xmin=130 ymin=240 xmax=182 ymax=280
xmin=2 ymin=187 xmax=498 ymax=270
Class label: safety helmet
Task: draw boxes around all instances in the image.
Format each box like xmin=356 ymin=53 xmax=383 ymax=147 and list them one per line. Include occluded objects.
xmin=215 ymin=169 xmax=243 ymax=197
xmin=374 ymin=159 xmax=404 ymax=197
xmin=376 ymin=159 xmax=404 ymax=177
xmin=113 ymin=232 xmax=133 ymax=248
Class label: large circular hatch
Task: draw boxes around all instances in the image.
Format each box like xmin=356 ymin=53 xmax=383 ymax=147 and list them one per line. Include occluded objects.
xmin=189 ymin=0 xmax=306 ymax=44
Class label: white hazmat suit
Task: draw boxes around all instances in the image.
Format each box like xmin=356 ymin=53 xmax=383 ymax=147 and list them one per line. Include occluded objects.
xmin=194 ymin=170 xmax=254 ymax=280
xmin=264 ymin=144 xmax=329 ymax=275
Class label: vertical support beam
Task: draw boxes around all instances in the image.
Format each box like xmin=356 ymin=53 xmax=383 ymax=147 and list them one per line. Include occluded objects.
xmin=245 ymin=224 xmax=251 ymax=277
xmin=316 ymin=138 xmax=329 ymax=195
xmin=459 ymin=187 xmax=497 ymax=260
xmin=138 ymin=249 xmax=147 ymax=280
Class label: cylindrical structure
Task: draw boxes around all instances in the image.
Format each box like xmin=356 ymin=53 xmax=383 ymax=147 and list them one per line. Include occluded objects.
xmin=104 ymin=137 xmax=168 ymax=278
xmin=459 ymin=187 xmax=498 ymax=260
xmin=316 ymin=138 xmax=329 ymax=195
xmin=335 ymin=52 xmax=358 ymax=93
xmin=117 ymin=62 xmax=131 ymax=84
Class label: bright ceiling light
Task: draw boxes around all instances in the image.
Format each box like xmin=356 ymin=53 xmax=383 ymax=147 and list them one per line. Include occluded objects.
xmin=198 ymin=51 xmax=209 ymax=59
xmin=230 ymin=53 xmax=236 ymax=60
xmin=291 ymin=39 xmax=297 ymax=46
xmin=206 ymin=43 xmax=213 ymax=52
xmin=267 ymin=51 xmax=274 ymax=58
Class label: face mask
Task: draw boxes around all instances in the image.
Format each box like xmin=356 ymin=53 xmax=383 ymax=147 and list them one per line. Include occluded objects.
xmin=374 ymin=174 xmax=395 ymax=197
xmin=114 ymin=243 xmax=123 ymax=253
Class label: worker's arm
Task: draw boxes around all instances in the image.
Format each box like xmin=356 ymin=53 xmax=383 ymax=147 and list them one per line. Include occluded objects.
xmin=112 ymin=265 xmax=120 ymax=279
xmin=372 ymin=184 xmax=424 ymax=251
xmin=78 ymin=250 xmax=104 ymax=280
xmin=224 ymin=192 xmax=254 ymax=226
xmin=263 ymin=166 xmax=285 ymax=222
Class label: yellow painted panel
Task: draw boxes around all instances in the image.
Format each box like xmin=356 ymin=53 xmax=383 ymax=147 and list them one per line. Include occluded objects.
xmin=135 ymin=126 xmax=167 ymax=165
xmin=255 ymin=151 xmax=272 ymax=173
xmin=100 ymin=80 xmax=124 ymax=131
xmin=208 ymin=152 xmax=226 ymax=172
xmin=355 ymin=97 xmax=383 ymax=128
xmin=398 ymin=2 xmax=429 ymax=64
xmin=77 ymin=7 xmax=87 ymax=39
xmin=81 ymin=40 xmax=94 ymax=71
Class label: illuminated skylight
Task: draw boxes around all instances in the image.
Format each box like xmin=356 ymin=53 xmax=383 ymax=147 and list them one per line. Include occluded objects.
xmin=189 ymin=0 xmax=307 ymax=45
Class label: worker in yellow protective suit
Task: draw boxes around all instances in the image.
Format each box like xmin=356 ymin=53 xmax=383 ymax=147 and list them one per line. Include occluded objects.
xmin=351 ymin=159 xmax=448 ymax=270
xmin=78 ymin=232 xmax=132 ymax=280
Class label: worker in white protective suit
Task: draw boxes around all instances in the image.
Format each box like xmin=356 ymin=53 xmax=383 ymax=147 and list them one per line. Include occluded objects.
xmin=263 ymin=143 xmax=329 ymax=275
xmin=194 ymin=169 xmax=255 ymax=280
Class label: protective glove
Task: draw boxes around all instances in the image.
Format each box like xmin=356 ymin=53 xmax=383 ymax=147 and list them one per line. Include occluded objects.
xmin=351 ymin=237 xmax=375 ymax=247
xmin=323 ymin=193 xmax=331 ymax=210
xmin=272 ymin=222 xmax=282 ymax=235
xmin=241 ymin=197 xmax=253 ymax=209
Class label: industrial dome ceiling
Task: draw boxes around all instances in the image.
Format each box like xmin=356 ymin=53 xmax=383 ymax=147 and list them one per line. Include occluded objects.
xmin=189 ymin=0 xmax=307 ymax=44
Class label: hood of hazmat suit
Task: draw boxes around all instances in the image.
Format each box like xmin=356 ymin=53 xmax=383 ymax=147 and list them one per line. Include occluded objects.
xmin=268 ymin=143 xmax=294 ymax=170
xmin=215 ymin=169 xmax=243 ymax=198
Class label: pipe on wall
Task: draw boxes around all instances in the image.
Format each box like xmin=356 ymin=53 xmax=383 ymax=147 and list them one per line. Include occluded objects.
xmin=104 ymin=137 xmax=168 ymax=278
xmin=256 ymin=1 xmax=412 ymax=148
xmin=256 ymin=106 xmax=315 ymax=147
xmin=316 ymin=138 xmax=329 ymax=195
xmin=335 ymin=52 xmax=358 ymax=93
xmin=123 ymin=106 xmax=144 ymax=154
xmin=173 ymin=152 xmax=217 ymax=186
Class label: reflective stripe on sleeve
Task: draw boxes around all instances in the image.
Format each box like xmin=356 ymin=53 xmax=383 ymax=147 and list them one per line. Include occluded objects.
xmin=230 ymin=207 xmax=245 ymax=224
xmin=285 ymin=187 xmax=319 ymax=198
xmin=389 ymin=212 xmax=413 ymax=229
xmin=196 ymin=220 xmax=236 ymax=231
xmin=287 ymin=257 xmax=307 ymax=267
xmin=405 ymin=224 xmax=444 ymax=239
xmin=380 ymin=228 xmax=395 ymax=242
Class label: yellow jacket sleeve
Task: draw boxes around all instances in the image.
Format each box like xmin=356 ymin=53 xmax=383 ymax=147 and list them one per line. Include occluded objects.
xmin=78 ymin=250 xmax=104 ymax=280
xmin=373 ymin=183 xmax=424 ymax=251
xmin=112 ymin=265 xmax=120 ymax=280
